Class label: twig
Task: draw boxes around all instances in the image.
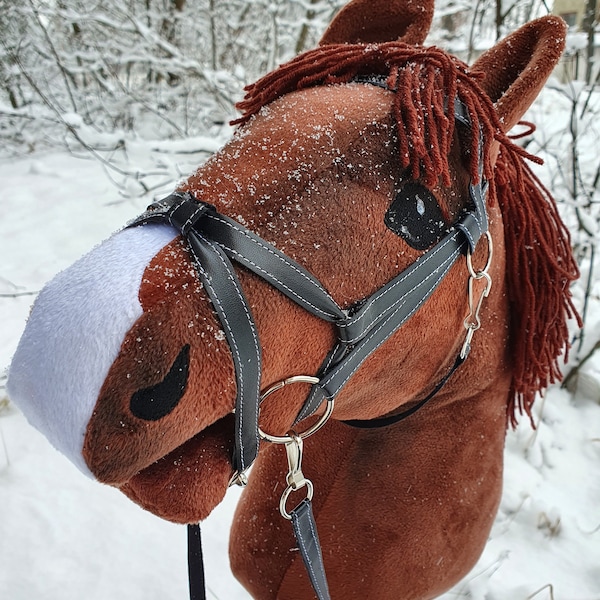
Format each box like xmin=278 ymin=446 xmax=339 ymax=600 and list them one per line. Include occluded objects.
xmin=562 ymin=338 xmax=600 ymax=390
xmin=0 ymin=421 xmax=10 ymax=470
xmin=526 ymin=583 xmax=555 ymax=600
xmin=0 ymin=291 xmax=39 ymax=298
xmin=28 ymin=0 xmax=78 ymax=114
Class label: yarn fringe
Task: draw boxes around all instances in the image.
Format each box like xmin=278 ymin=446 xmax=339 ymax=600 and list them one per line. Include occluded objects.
xmin=233 ymin=42 xmax=502 ymax=188
xmin=495 ymin=152 xmax=581 ymax=426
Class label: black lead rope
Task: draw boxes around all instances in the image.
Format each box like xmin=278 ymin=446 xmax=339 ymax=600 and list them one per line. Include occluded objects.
xmin=188 ymin=524 xmax=206 ymax=600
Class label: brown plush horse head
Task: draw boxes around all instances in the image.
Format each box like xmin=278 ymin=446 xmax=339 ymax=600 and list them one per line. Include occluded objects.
xmin=7 ymin=1 xmax=579 ymax=598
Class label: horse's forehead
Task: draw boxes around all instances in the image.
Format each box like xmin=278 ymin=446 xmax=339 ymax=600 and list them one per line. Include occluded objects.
xmin=215 ymin=86 xmax=392 ymax=169
xmin=192 ymin=84 xmax=396 ymax=207
xmin=249 ymin=84 xmax=393 ymax=132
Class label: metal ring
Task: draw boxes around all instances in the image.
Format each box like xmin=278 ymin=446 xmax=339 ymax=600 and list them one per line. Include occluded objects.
xmin=279 ymin=479 xmax=314 ymax=520
xmin=466 ymin=231 xmax=493 ymax=279
xmin=258 ymin=375 xmax=334 ymax=444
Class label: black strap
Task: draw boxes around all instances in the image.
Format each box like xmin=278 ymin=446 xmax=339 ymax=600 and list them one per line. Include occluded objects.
xmin=129 ymin=194 xmax=262 ymax=474
xmin=188 ymin=524 xmax=206 ymax=600
xmin=296 ymin=229 xmax=468 ymax=421
xmin=199 ymin=212 xmax=346 ymax=324
xmin=290 ymin=499 xmax=331 ymax=600
xmin=295 ymin=98 xmax=488 ymax=423
xmin=343 ymin=352 xmax=466 ymax=428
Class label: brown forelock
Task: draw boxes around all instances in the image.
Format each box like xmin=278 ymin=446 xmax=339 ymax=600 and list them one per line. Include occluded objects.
xmin=319 ymin=0 xmax=434 ymax=46
xmin=232 ymin=42 xmax=540 ymax=190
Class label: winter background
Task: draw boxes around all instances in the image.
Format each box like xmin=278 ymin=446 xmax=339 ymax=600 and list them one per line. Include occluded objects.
xmin=1 ymin=1 xmax=599 ymax=599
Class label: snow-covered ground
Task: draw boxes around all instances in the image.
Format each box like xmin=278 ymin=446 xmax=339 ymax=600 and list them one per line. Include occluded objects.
xmin=1 ymin=115 xmax=599 ymax=598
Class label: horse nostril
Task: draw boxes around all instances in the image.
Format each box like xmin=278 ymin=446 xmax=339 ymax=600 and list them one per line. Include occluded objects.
xmin=130 ymin=344 xmax=190 ymax=421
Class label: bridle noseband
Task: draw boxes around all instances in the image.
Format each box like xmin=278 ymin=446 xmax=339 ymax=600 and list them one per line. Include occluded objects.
xmin=128 ymin=96 xmax=492 ymax=600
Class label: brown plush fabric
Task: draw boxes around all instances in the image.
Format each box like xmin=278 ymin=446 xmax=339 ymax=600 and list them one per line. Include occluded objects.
xmin=472 ymin=16 xmax=568 ymax=132
xmin=77 ymin=1 xmax=578 ymax=598
xmin=320 ymin=0 xmax=433 ymax=46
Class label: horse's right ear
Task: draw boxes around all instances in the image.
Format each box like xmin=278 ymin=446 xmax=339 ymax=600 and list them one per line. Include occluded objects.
xmin=320 ymin=0 xmax=434 ymax=46
xmin=472 ymin=16 xmax=567 ymax=132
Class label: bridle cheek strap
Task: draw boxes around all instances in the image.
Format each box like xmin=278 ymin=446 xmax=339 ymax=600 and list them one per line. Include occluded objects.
xmin=129 ymin=193 xmax=338 ymax=600
xmin=129 ymin=194 xmax=348 ymax=474
xmin=131 ymin=198 xmax=263 ymax=475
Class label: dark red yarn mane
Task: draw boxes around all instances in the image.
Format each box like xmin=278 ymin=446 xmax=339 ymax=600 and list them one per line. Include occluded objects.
xmin=233 ymin=42 xmax=581 ymax=426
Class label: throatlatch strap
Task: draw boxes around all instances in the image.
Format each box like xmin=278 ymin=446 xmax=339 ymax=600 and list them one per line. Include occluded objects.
xmin=290 ymin=500 xmax=331 ymax=600
xmin=343 ymin=353 xmax=466 ymax=428
xmin=188 ymin=524 xmax=206 ymax=600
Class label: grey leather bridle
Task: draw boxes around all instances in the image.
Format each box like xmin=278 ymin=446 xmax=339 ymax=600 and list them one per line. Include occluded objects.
xmin=128 ymin=97 xmax=492 ymax=600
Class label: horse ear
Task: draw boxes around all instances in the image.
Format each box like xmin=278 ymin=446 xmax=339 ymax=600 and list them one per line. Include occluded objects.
xmin=472 ymin=16 xmax=567 ymax=132
xmin=320 ymin=0 xmax=434 ymax=46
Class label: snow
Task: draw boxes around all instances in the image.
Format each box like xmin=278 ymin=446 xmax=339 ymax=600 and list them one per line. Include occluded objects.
xmin=0 ymin=151 xmax=248 ymax=600
xmin=1 ymin=129 xmax=600 ymax=599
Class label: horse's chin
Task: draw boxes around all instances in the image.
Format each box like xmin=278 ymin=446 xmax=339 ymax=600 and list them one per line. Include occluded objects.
xmin=118 ymin=414 xmax=236 ymax=524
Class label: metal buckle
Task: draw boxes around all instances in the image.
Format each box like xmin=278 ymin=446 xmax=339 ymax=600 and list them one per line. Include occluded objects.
xmin=228 ymin=376 xmax=332 ymax=488
xmin=258 ymin=376 xmax=333 ymax=443
xmin=461 ymin=231 xmax=493 ymax=359
xmin=278 ymin=432 xmax=314 ymax=520
xmin=228 ymin=470 xmax=249 ymax=487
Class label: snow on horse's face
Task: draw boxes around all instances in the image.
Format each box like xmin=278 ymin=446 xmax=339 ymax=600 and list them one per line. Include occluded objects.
xmin=8 ymin=81 xmax=478 ymax=520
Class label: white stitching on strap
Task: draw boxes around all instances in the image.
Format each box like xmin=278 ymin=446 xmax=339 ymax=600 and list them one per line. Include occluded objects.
xmin=191 ymin=233 xmax=261 ymax=470
xmin=183 ymin=205 xmax=207 ymax=233
xmin=292 ymin=506 xmax=324 ymax=599
xmin=340 ymin=234 xmax=462 ymax=339
xmin=326 ymin=247 xmax=461 ymax=397
xmin=460 ymin=222 xmax=476 ymax=251
xmin=167 ymin=193 xmax=206 ymax=233
xmin=218 ymin=243 xmax=338 ymax=321
xmin=207 ymin=214 xmax=343 ymax=319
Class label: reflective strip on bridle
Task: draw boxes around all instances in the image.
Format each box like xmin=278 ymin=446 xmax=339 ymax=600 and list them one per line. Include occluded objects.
xmin=129 ymin=96 xmax=489 ymax=478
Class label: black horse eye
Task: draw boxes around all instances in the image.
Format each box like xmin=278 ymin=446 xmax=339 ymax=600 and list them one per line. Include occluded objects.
xmin=130 ymin=344 xmax=190 ymax=421
xmin=384 ymin=183 xmax=449 ymax=251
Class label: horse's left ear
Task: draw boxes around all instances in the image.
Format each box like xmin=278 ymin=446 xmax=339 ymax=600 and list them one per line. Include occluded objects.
xmin=472 ymin=16 xmax=567 ymax=132
xmin=320 ymin=0 xmax=434 ymax=46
